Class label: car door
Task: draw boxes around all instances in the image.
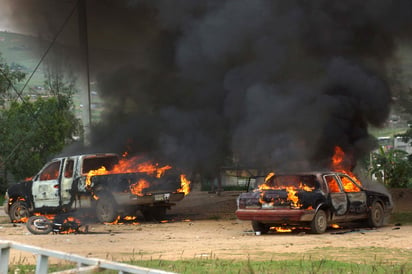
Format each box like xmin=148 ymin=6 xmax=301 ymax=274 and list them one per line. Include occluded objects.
xmin=324 ymin=175 xmax=347 ymax=216
xmin=60 ymin=158 xmax=76 ymax=206
xmin=337 ymin=174 xmax=367 ymax=218
xmin=32 ymin=159 xmax=63 ymax=208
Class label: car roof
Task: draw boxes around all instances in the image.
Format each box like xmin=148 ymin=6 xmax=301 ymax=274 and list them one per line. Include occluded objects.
xmin=50 ymin=153 xmax=119 ymax=162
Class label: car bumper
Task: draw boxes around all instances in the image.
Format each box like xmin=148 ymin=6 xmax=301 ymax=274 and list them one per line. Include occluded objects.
xmin=113 ymin=192 xmax=185 ymax=206
xmin=235 ymin=208 xmax=316 ymax=223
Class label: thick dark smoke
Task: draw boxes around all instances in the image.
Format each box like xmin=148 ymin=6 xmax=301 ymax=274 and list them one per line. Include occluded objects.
xmin=6 ymin=0 xmax=412 ymax=174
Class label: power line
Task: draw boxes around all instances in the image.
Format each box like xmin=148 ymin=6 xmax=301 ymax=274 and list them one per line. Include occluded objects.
xmin=0 ymin=0 xmax=80 ymax=164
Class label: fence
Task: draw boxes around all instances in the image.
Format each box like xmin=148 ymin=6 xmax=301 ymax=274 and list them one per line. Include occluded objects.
xmin=0 ymin=240 xmax=174 ymax=274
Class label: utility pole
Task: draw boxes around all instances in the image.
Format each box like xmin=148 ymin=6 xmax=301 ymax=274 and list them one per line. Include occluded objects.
xmin=78 ymin=0 xmax=91 ymax=145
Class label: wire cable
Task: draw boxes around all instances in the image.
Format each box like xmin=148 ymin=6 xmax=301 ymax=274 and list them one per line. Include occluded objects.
xmin=0 ymin=0 xmax=80 ymax=164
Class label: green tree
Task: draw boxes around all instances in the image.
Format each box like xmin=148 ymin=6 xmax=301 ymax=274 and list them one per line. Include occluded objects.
xmin=369 ymin=146 xmax=412 ymax=188
xmin=0 ymin=58 xmax=82 ymax=186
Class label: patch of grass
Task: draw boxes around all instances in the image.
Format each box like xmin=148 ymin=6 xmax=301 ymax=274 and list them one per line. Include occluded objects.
xmin=126 ymin=258 xmax=412 ymax=274
xmin=8 ymin=263 xmax=76 ymax=274
xmin=8 ymin=247 xmax=412 ymax=274
xmin=304 ymin=246 xmax=412 ymax=265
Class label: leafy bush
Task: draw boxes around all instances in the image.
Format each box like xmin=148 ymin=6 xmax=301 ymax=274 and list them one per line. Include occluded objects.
xmin=369 ymin=147 xmax=412 ymax=188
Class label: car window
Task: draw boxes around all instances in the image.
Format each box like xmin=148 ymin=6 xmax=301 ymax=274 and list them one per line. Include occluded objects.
xmin=258 ymin=175 xmax=318 ymax=191
xmin=339 ymin=175 xmax=361 ymax=192
xmin=39 ymin=161 xmax=61 ymax=181
xmin=82 ymin=155 xmax=119 ymax=174
xmin=325 ymin=175 xmax=341 ymax=193
xmin=64 ymin=159 xmax=74 ymax=178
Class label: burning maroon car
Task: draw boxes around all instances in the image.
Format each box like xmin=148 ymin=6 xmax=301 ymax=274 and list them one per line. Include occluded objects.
xmin=235 ymin=171 xmax=393 ymax=234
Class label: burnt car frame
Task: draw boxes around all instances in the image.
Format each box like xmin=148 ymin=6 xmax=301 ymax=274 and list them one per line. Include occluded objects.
xmin=235 ymin=171 xmax=393 ymax=234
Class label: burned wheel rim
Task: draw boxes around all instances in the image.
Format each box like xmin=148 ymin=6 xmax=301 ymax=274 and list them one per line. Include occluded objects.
xmin=9 ymin=201 xmax=30 ymax=222
xmin=311 ymin=209 xmax=327 ymax=234
xmin=368 ymin=202 xmax=384 ymax=227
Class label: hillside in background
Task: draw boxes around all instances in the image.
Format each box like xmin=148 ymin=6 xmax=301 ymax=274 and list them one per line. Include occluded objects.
xmin=0 ymin=31 xmax=104 ymax=123
xmin=0 ymin=31 xmax=47 ymax=89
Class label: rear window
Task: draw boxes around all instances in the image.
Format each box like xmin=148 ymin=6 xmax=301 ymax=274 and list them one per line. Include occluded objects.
xmin=82 ymin=155 xmax=119 ymax=174
xmin=258 ymin=174 xmax=320 ymax=190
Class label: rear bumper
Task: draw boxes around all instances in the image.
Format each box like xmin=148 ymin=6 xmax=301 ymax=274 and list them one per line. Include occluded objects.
xmin=235 ymin=208 xmax=316 ymax=223
xmin=114 ymin=192 xmax=185 ymax=206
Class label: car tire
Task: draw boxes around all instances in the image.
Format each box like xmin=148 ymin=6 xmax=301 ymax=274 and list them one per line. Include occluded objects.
xmin=310 ymin=209 xmax=328 ymax=234
xmin=251 ymin=221 xmax=270 ymax=234
xmin=368 ymin=202 xmax=384 ymax=228
xmin=95 ymin=195 xmax=118 ymax=223
xmin=9 ymin=200 xmax=30 ymax=222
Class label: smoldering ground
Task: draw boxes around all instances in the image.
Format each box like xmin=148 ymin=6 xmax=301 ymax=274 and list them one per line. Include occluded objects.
xmin=5 ymin=0 xmax=412 ymax=174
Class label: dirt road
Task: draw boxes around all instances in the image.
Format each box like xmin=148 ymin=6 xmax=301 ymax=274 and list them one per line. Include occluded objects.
xmin=1 ymin=190 xmax=411 ymax=265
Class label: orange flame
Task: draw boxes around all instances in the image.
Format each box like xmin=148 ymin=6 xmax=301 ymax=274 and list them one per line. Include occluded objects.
xmin=85 ymin=154 xmax=191 ymax=196
xmin=272 ymin=227 xmax=292 ymax=233
xmin=106 ymin=216 xmax=121 ymax=224
xmin=257 ymin=172 xmax=312 ymax=208
xmin=331 ymin=146 xmax=362 ymax=192
xmin=286 ymin=186 xmax=300 ymax=207
xmin=105 ymin=216 xmax=140 ymax=225
xmin=110 ymin=156 xmax=171 ymax=177
xmin=130 ymin=179 xmax=150 ymax=196
xmin=86 ymin=166 xmax=108 ymax=187
xmin=177 ymin=174 xmax=191 ymax=195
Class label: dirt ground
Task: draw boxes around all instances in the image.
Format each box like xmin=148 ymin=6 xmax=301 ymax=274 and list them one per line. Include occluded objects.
xmin=0 ymin=189 xmax=412 ymax=265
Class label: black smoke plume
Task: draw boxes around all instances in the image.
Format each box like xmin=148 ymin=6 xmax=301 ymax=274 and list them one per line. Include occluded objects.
xmin=6 ymin=0 xmax=412 ymax=174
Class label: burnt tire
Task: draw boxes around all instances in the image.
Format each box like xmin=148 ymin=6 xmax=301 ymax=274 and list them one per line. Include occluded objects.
xmin=251 ymin=221 xmax=270 ymax=234
xmin=310 ymin=209 xmax=328 ymax=234
xmin=26 ymin=216 xmax=53 ymax=235
xmin=95 ymin=196 xmax=118 ymax=223
xmin=9 ymin=200 xmax=30 ymax=222
xmin=368 ymin=202 xmax=384 ymax=228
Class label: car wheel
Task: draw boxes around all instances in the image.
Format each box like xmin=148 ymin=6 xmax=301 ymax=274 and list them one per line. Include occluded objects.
xmin=251 ymin=221 xmax=270 ymax=234
xmin=9 ymin=200 xmax=30 ymax=222
xmin=95 ymin=196 xmax=118 ymax=223
xmin=368 ymin=202 xmax=384 ymax=228
xmin=310 ymin=209 xmax=328 ymax=234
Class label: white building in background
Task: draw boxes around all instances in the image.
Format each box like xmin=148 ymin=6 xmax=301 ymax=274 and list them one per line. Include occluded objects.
xmin=394 ymin=136 xmax=412 ymax=154
xmin=377 ymin=136 xmax=412 ymax=154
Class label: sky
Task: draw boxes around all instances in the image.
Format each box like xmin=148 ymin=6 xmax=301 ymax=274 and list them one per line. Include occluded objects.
xmin=0 ymin=2 xmax=16 ymax=32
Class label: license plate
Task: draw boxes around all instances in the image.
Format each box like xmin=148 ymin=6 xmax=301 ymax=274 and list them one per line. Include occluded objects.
xmin=154 ymin=193 xmax=170 ymax=201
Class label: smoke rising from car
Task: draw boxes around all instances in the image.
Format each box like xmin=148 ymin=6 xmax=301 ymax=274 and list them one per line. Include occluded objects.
xmin=6 ymin=0 xmax=412 ymax=174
